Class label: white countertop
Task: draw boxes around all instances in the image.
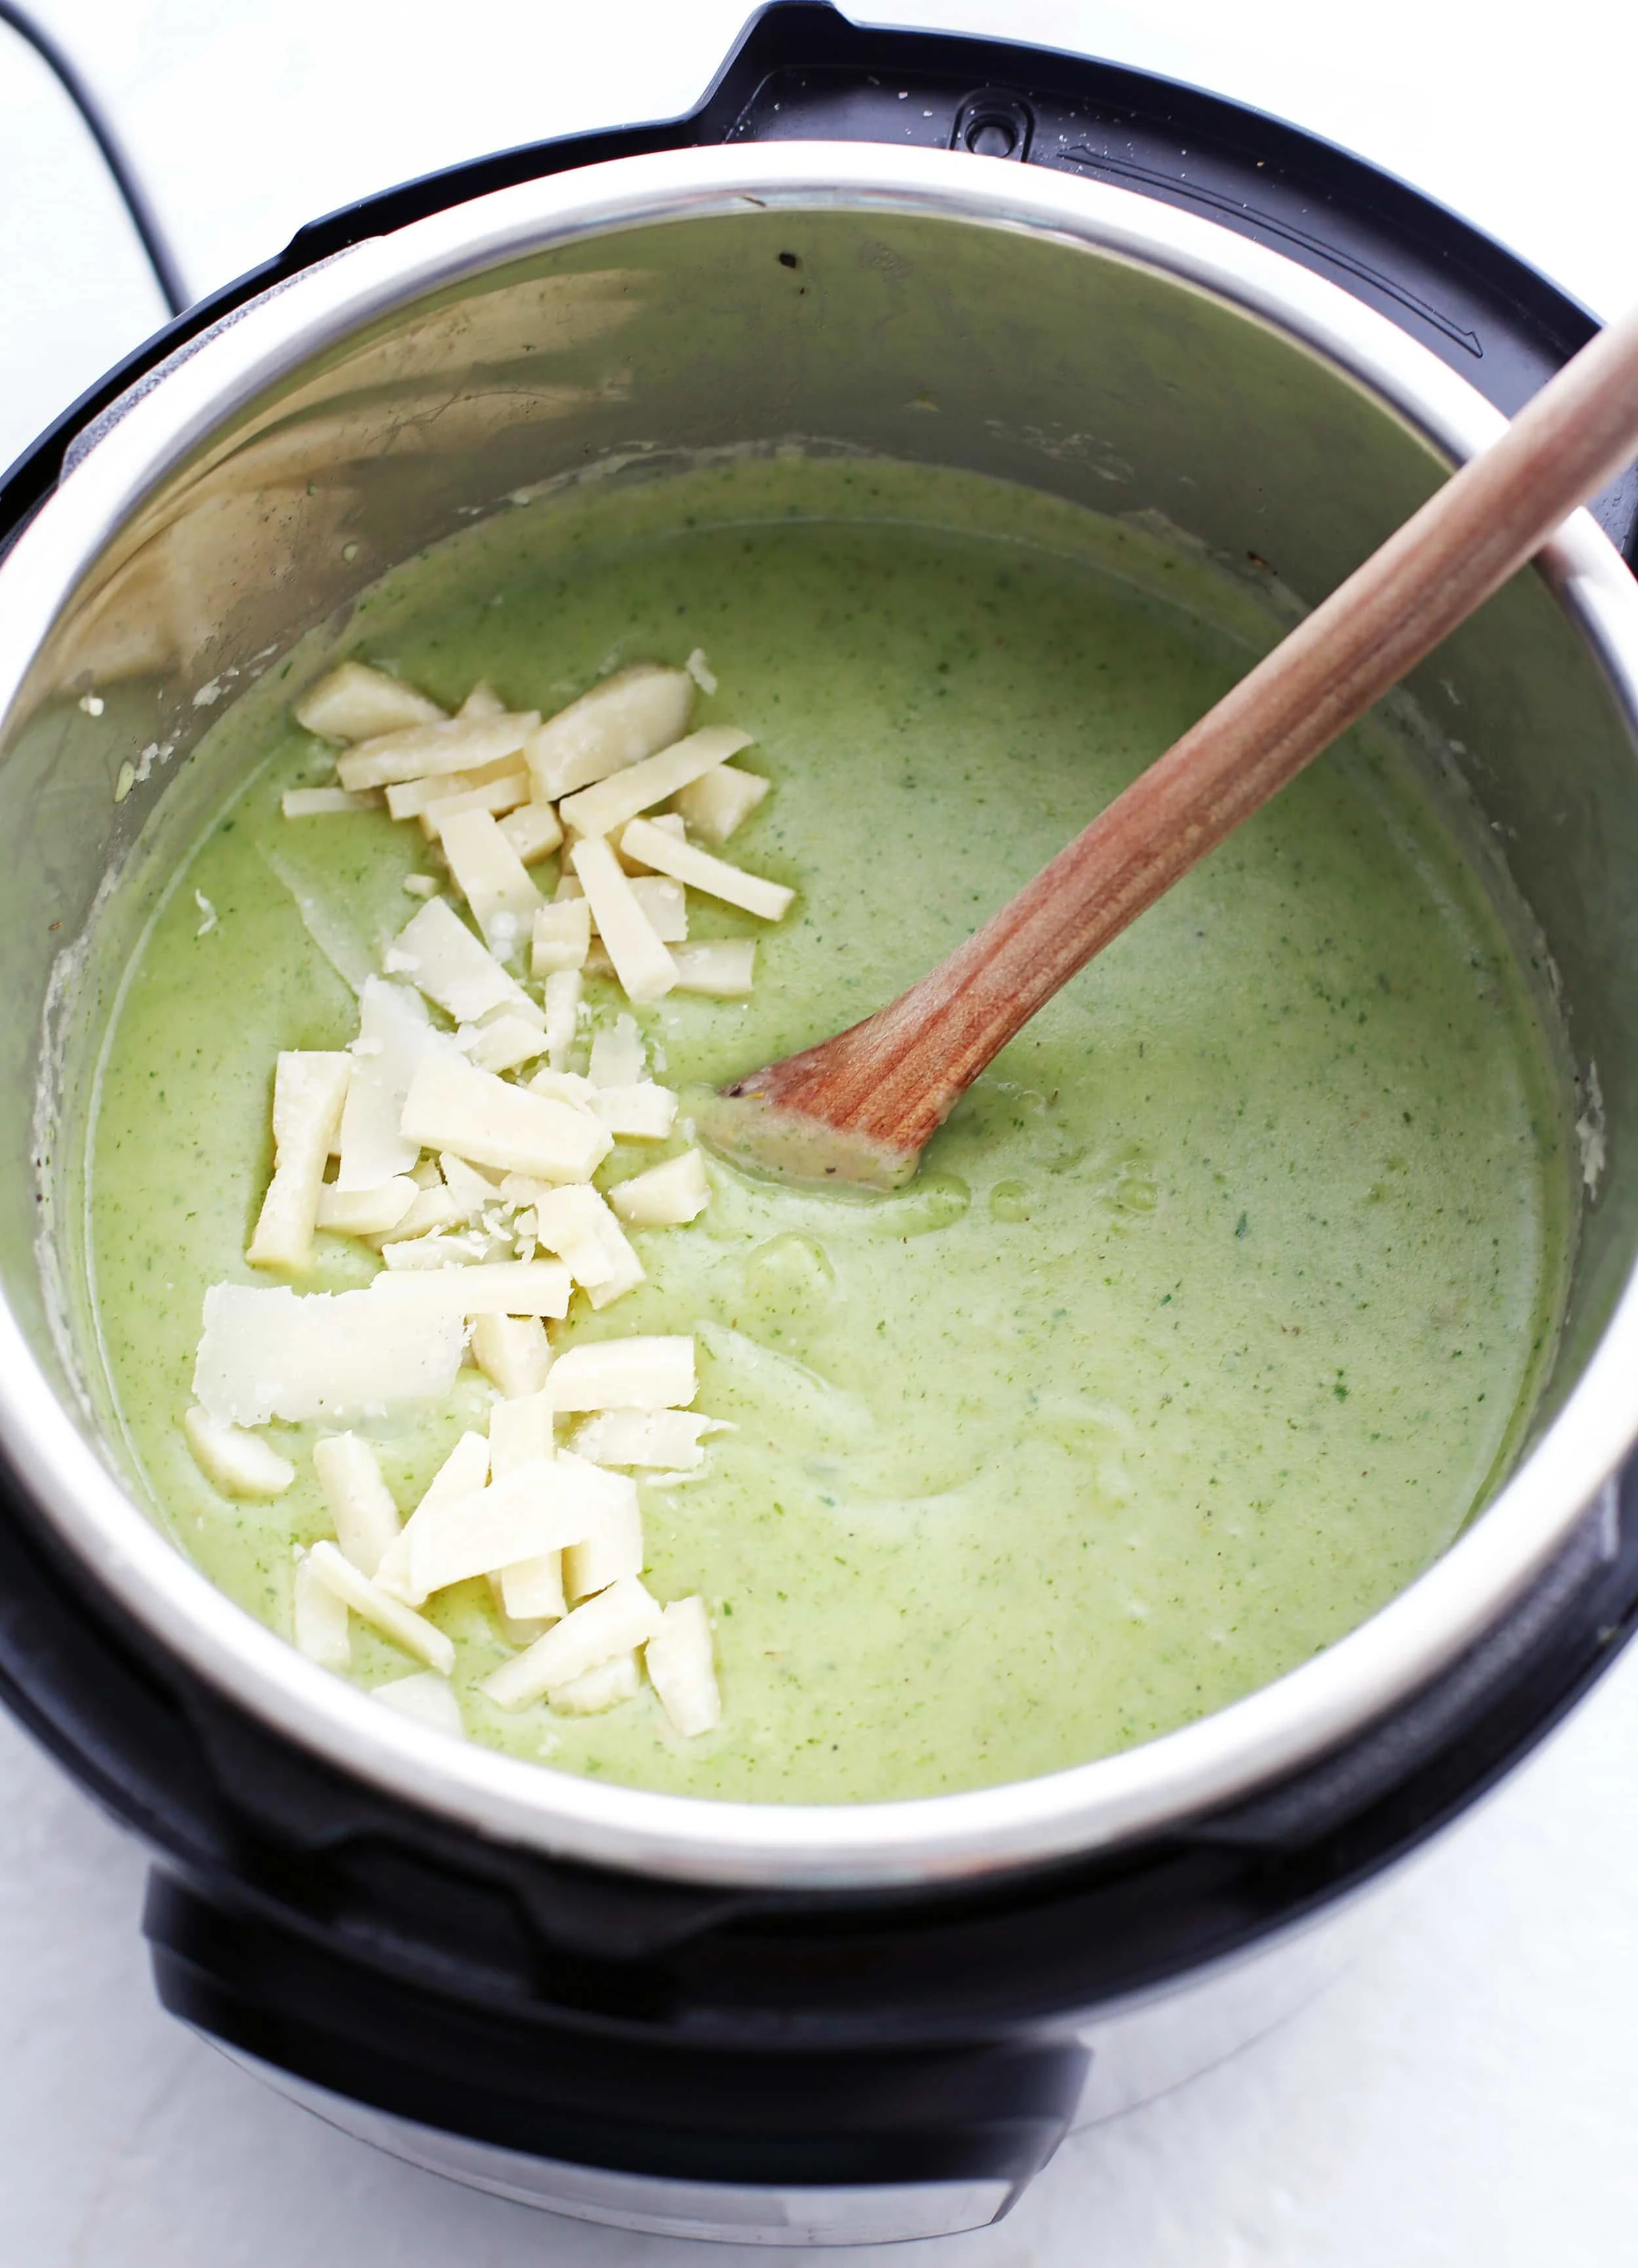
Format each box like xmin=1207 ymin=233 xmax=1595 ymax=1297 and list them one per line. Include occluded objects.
xmin=3 ymin=4 xmax=1637 ymax=2259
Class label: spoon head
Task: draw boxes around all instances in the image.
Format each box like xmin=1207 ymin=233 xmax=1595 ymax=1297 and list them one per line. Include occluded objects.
xmin=696 ymin=1087 xmax=920 ymax=1192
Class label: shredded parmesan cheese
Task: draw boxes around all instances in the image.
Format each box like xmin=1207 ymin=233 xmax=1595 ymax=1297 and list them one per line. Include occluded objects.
xmin=571 ymin=1408 xmax=718 ymax=1470
xmin=525 ymin=663 xmax=694 ymax=801
xmin=295 ymin=662 xmax=446 ymax=742
xmin=293 ymin=1547 xmax=352 ymax=1669
xmin=585 ymin=1083 xmax=678 ymax=1140
xmin=548 ymin=1650 xmax=640 ymax=1714
xmin=183 ymin=1405 xmax=295 ymax=1497
xmin=532 ymin=900 xmax=590 ymax=975
xmin=385 ymin=752 xmax=527 ymax=820
xmin=337 ymin=711 xmax=541 ymax=793
xmin=482 ymin=1575 xmax=664 ymax=1710
xmin=607 ymin=1149 xmax=710 ymax=1227
xmin=531 ymin=1183 xmax=645 ymax=1305
xmin=619 ymin=817 xmax=794 ymax=921
xmin=306 ymin=1539 xmax=455 ymax=1674
xmin=392 ymin=898 xmax=537 ymax=1024
xmin=313 ymin=1432 xmax=402 ymax=1578
xmin=587 ymin=1015 xmax=645 ymax=1087
xmin=569 ymin=834 xmax=677 ymax=1004
xmin=471 ymin=1313 xmax=552 ymax=1398
xmin=247 ymin=1052 xmax=352 ymax=1269
xmin=560 ymin=1451 xmax=644 ymax=1600
xmin=402 ymin=1457 xmax=598 ymax=1604
xmin=316 ymin=1177 xmax=419 ymax=1235
xmin=193 ymin=1280 xmax=468 ymax=1427
xmin=558 ymin=725 xmax=751 ymax=839
xmin=499 ymin=801 xmax=565 ymax=866
xmin=668 ymin=939 xmax=757 ymax=995
xmin=400 ymin=1051 xmax=610 ymax=1182
xmin=543 ymin=967 xmax=583 ymax=1068
xmin=645 ymin=1595 xmax=721 ymax=1737
xmin=282 ymin=785 xmax=380 ymax=818
xmin=438 ymin=807 xmax=543 ymax=961
xmin=461 ymin=1012 xmax=548 ymax=1075
xmin=549 ymin=1336 xmax=696 ymax=1412
xmin=672 ymin=763 xmax=769 ymax=844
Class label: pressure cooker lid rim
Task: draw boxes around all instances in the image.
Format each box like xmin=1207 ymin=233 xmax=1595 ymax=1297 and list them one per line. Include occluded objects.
xmin=4 ymin=142 xmax=1638 ymax=1891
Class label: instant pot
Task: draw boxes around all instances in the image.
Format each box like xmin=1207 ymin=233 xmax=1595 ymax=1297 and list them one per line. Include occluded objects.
xmin=3 ymin=3 xmax=1637 ymax=2244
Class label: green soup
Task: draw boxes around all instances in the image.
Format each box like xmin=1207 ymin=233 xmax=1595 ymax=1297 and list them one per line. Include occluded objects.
xmin=75 ymin=456 xmax=1573 ymax=1802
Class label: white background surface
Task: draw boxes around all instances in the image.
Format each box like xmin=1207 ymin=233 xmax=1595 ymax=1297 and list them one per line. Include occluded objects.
xmin=3 ymin=2 xmax=1637 ymax=2259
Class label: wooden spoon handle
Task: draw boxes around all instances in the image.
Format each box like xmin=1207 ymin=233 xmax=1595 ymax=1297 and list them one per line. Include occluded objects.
xmin=763 ymin=303 xmax=1638 ymax=1157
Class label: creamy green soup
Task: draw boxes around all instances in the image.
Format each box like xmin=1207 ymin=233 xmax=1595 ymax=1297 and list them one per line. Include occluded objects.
xmin=76 ymin=456 xmax=1572 ymax=1801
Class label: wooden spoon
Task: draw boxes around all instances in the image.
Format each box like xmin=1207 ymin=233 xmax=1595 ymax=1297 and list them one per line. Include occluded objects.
xmin=709 ymin=303 xmax=1638 ymax=1188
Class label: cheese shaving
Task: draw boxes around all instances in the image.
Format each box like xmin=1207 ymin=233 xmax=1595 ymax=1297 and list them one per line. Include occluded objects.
xmin=587 ymin=1015 xmax=645 ymax=1088
xmin=293 ymin=1547 xmax=352 ymax=1669
xmin=193 ymin=1280 xmax=467 ymax=1427
xmin=461 ymin=1012 xmax=548 ymax=1075
xmin=400 ymin=1050 xmax=610 ymax=1182
xmin=672 ymin=763 xmax=769 ymax=844
xmin=471 ymin=1313 xmax=552 ymax=1399
xmin=403 ymin=1457 xmax=598 ymax=1604
xmin=392 ymin=897 xmax=536 ymax=1024
xmin=668 ymin=939 xmax=756 ymax=995
xmin=525 ymin=663 xmax=695 ymax=801
xmin=557 ymin=724 xmax=752 ymax=839
xmin=532 ymin=900 xmax=590 ymax=975
xmin=305 ymin=1539 xmax=455 ymax=1674
xmin=560 ymin=1451 xmax=644 ymax=1599
xmin=313 ymin=1431 xmax=402 ymax=1579
xmin=337 ymin=711 xmax=541 ymax=793
xmin=549 ymin=1336 xmax=696 ymax=1412
xmin=337 ymin=978 xmax=441 ymax=1189
xmin=498 ymin=801 xmax=565 ymax=866
xmin=372 ymin=1258 xmax=573 ymax=1317
xmin=585 ymin=1083 xmax=678 ymax=1141
xmin=183 ymin=1405 xmax=295 ymax=1497
xmin=531 ymin=1183 xmax=645 ymax=1305
xmin=282 ymin=786 xmax=380 ymax=818
xmin=438 ymin=807 xmax=543 ymax=961
xmin=607 ymin=1149 xmax=710 ymax=1227
xmin=619 ymin=817 xmax=794 ymax=921
xmin=417 ymin=771 xmax=531 ymax=832
xmin=499 ymin=1554 xmax=568 ymax=1623
xmin=295 ymin=661 xmax=446 ymax=742
xmin=316 ymin=1178 xmax=419 ymax=1235
xmin=645 ymin=1595 xmax=721 ymax=1737
xmin=482 ymin=1575 xmax=664 ymax=1710
xmin=543 ymin=967 xmax=583 ymax=1067
xmin=385 ymin=752 xmax=527 ymax=820
xmin=571 ymin=1408 xmax=718 ymax=1470
xmin=548 ymin=1650 xmax=639 ymax=1714
xmin=247 ymin=1052 xmax=352 ymax=1269
xmin=569 ymin=834 xmax=676 ymax=1004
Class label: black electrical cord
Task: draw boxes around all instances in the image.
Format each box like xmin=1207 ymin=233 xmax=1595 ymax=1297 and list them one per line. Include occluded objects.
xmin=0 ymin=0 xmax=188 ymax=315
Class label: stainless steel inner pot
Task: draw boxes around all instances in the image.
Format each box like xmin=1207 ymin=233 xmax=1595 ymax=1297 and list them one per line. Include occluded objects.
xmin=2 ymin=144 xmax=1636 ymax=1893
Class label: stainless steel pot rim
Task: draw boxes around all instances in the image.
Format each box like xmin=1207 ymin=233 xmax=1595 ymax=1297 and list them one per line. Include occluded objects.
xmin=2 ymin=141 xmax=1635 ymax=1892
